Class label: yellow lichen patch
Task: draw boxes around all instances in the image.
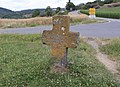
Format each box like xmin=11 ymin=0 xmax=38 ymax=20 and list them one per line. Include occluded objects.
xmin=51 ymin=47 xmax=66 ymax=59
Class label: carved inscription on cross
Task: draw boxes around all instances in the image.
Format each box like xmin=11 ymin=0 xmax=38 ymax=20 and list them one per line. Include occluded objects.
xmin=42 ymin=16 xmax=79 ymax=73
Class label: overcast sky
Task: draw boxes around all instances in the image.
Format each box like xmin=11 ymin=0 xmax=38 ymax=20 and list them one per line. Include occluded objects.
xmin=0 ymin=0 xmax=95 ymax=11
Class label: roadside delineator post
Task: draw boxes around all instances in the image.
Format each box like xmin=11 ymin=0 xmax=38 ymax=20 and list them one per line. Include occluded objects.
xmin=89 ymin=8 xmax=96 ymax=19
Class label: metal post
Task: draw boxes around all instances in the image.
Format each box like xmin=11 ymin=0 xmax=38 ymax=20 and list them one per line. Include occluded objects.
xmin=60 ymin=48 xmax=68 ymax=68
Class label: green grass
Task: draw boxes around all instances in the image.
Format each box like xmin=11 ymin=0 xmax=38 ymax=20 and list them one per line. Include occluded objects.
xmin=71 ymin=19 xmax=107 ymax=25
xmin=80 ymin=19 xmax=107 ymax=24
xmin=0 ymin=34 xmax=119 ymax=87
xmin=80 ymin=7 xmax=120 ymax=19
xmin=100 ymin=38 xmax=120 ymax=72
xmin=100 ymin=38 xmax=120 ymax=60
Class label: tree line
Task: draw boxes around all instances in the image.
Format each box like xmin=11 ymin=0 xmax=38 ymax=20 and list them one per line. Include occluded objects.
xmin=32 ymin=2 xmax=75 ymax=17
xmin=103 ymin=0 xmax=120 ymax=4
xmin=76 ymin=0 xmax=120 ymax=10
xmin=32 ymin=0 xmax=120 ymax=17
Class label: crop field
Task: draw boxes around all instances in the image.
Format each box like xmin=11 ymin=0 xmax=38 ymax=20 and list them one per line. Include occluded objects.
xmin=0 ymin=14 xmax=106 ymax=29
xmin=0 ymin=34 xmax=119 ymax=87
xmin=0 ymin=17 xmax=52 ymax=29
xmin=0 ymin=15 xmax=89 ymax=29
xmin=80 ymin=7 xmax=120 ymax=19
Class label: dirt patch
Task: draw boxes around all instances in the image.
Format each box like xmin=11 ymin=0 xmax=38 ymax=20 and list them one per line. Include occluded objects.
xmin=84 ymin=37 xmax=120 ymax=81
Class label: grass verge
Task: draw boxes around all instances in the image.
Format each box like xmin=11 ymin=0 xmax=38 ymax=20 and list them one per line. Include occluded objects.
xmin=0 ymin=34 xmax=119 ymax=87
xmin=81 ymin=19 xmax=107 ymax=24
xmin=100 ymin=38 xmax=120 ymax=72
xmin=100 ymin=38 xmax=120 ymax=60
xmin=70 ymin=14 xmax=107 ymax=25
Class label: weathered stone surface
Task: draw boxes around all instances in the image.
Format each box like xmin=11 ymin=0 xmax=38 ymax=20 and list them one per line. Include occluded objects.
xmin=42 ymin=31 xmax=79 ymax=48
xmin=42 ymin=15 xmax=79 ymax=73
xmin=51 ymin=47 xmax=66 ymax=59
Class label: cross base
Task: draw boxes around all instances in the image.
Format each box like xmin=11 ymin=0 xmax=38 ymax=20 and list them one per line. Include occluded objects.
xmin=50 ymin=63 xmax=69 ymax=73
xmin=51 ymin=48 xmax=69 ymax=73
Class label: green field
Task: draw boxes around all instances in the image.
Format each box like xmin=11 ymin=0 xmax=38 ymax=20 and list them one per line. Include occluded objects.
xmin=81 ymin=7 xmax=120 ymax=19
xmin=0 ymin=34 xmax=119 ymax=87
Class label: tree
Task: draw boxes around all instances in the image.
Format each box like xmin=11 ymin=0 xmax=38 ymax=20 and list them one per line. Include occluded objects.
xmin=86 ymin=2 xmax=92 ymax=8
xmin=102 ymin=0 xmax=120 ymax=4
xmin=113 ymin=0 xmax=120 ymax=2
xmin=66 ymin=2 xmax=76 ymax=11
xmin=55 ymin=7 xmax=61 ymax=14
xmin=76 ymin=3 xmax=84 ymax=10
xmin=95 ymin=0 xmax=104 ymax=6
xmin=45 ymin=6 xmax=52 ymax=16
xmin=104 ymin=0 xmax=113 ymax=4
xmin=32 ymin=9 xmax=40 ymax=17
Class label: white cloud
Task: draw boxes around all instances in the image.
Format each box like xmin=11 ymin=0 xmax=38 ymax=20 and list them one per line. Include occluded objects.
xmin=0 ymin=0 xmax=95 ymax=11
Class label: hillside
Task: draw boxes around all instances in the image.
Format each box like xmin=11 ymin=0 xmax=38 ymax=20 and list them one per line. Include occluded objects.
xmin=0 ymin=7 xmax=22 ymax=19
xmin=0 ymin=7 xmax=45 ymax=19
xmin=0 ymin=7 xmax=14 ymax=14
xmin=17 ymin=9 xmax=45 ymax=18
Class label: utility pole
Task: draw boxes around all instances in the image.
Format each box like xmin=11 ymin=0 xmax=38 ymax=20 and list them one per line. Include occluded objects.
xmin=69 ymin=0 xmax=71 ymax=3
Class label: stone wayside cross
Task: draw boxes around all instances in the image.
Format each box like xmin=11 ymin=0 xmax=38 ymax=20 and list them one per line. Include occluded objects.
xmin=42 ymin=16 xmax=79 ymax=73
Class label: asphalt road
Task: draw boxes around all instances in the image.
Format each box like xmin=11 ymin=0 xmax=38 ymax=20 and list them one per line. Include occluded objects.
xmin=68 ymin=11 xmax=80 ymax=15
xmin=0 ymin=17 xmax=120 ymax=38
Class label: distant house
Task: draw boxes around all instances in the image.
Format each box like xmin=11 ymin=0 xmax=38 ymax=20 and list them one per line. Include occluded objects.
xmin=52 ymin=8 xmax=56 ymax=11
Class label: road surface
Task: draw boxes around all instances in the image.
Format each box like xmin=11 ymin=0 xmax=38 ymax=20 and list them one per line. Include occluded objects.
xmin=68 ymin=11 xmax=80 ymax=15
